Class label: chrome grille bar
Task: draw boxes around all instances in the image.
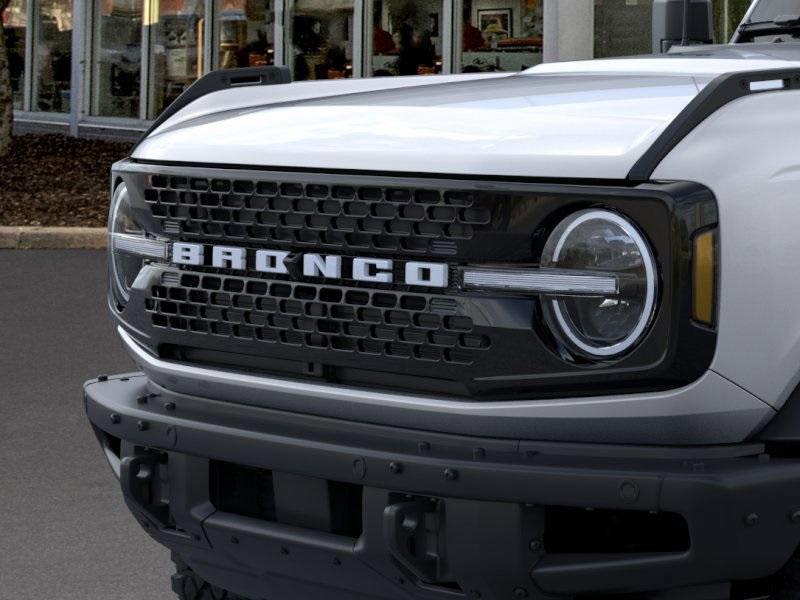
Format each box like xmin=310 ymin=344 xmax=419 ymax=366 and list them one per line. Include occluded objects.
xmin=462 ymin=268 xmax=619 ymax=296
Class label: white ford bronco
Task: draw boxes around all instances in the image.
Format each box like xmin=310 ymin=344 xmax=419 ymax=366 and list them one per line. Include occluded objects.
xmin=85 ymin=0 xmax=800 ymax=598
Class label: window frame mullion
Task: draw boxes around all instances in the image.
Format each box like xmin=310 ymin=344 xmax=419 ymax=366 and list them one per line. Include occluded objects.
xmin=22 ymin=0 xmax=34 ymax=111
xmin=451 ymin=0 xmax=463 ymax=74
xmin=273 ymin=0 xmax=286 ymax=68
xmin=204 ymin=0 xmax=214 ymax=73
xmin=68 ymin=0 xmax=88 ymax=134
xmin=352 ymin=0 xmax=365 ymax=78
xmin=364 ymin=0 xmax=375 ymax=77
xmin=140 ymin=0 xmax=152 ymax=121
xmin=441 ymin=0 xmax=455 ymax=75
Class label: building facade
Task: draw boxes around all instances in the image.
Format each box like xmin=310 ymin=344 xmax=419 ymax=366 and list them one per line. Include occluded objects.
xmin=3 ymin=0 xmax=752 ymax=139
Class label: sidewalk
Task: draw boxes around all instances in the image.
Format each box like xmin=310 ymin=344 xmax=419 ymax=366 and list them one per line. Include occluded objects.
xmin=0 ymin=226 xmax=107 ymax=249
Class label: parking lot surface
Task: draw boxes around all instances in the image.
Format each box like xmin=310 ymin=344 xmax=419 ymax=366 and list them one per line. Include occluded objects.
xmin=0 ymin=250 xmax=173 ymax=600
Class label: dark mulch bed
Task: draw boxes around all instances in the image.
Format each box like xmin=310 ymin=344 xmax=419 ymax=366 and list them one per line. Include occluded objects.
xmin=0 ymin=134 xmax=132 ymax=227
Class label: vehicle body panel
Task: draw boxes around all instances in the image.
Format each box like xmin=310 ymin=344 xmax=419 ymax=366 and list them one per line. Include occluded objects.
xmin=653 ymin=88 xmax=800 ymax=410
xmin=92 ymin=19 xmax=800 ymax=597
xmin=134 ymin=73 xmax=704 ymax=180
xmin=120 ymin=325 xmax=772 ymax=446
xmin=84 ymin=374 xmax=800 ymax=600
xmin=145 ymin=73 xmax=507 ymax=137
xmin=134 ymin=56 xmax=800 ymax=181
xmin=121 ymin=54 xmax=800 ymax=444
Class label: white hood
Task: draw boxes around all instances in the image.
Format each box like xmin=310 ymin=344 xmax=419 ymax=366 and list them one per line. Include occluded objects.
xmin=133 ymin=56 xmax=800 ymax=179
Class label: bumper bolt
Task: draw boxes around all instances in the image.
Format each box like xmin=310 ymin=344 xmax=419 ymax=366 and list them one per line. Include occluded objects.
xmin=619 ymin=481 xmax=639 ymax=503
xmin=473 ymin=448 xmax=486 ymax=460
xmin=230 ymin=536 xmax=239 ymax=544
xmin=165 ymin=402 xmax=176 ymax=412
xmin=528 ymin=539 xmax=543 ymax=552
xmin=444 ymin=468 xmax=458 ymax=481
xmin=109 ymin=413 xmax=121 ymax=424
xmin=280 ymin=547 xmax=289 ymax=555
xmin=744 ymin=513 xmax=759 ymax=527
xmin=332 ymin=557 xmax=342 ymax=566
xmin=137 ymin=420 xmax=149 ymax=431
xmin=513 ymin=588 xmax=528 ymax=598
xmin=136 ymin=395 xmax=149 ymax=405
xmin=352 ymin=458 xmax=367 ymax=480
xmin=418 ymin=441 xmax=431 ymax=453
xmin=389 ymin=462 xmax=403 ymax=474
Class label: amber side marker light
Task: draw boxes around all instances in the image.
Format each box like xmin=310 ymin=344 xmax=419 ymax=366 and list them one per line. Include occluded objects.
xmin=692 ymin=230 xmax=717 ymax=325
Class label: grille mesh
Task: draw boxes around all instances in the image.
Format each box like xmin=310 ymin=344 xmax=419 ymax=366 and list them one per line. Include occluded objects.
xmin=146 ymin=271 xmax=491 ymax=365
xmin=144 ymin=176 xmax=492 ymax=255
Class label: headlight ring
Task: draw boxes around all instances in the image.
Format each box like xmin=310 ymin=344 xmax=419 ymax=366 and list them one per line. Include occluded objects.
xmin=109 ymin=182 xmax=167 ymax=306
xmin=540 ymin=209 xmax=658 ymax=360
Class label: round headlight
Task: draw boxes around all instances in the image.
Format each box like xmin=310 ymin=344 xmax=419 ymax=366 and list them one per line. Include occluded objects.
xmin=109 ymin=183 xmax=166 ymax=305
xmin=540 ymin=209 xmax=657 ymax=359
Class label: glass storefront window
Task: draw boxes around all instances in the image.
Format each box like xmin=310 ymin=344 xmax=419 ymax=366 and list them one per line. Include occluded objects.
xmin=215 ymin=0 xmax=275 ymax=69
xmin=594 ymin=0 xmax=751 ymax=54
xmin=460 ymin=0 xmax=543 ymax=73
xmin=371 ymin=0 xmax=443 ymax=76
xmin=91 ymin=0 xmax=143 ymax=118
xmin=287 ymin=0 xmax=354 ymax=81
xmin=147 ymin=0 xmax=205 ymax=119
xmin=2 ymin=0 xmax=26 ymax=110
xmin=594 ymin=0 xmax=653 ymax=59
xmin=6 ymin=0 xmax=759 ymax=123
xmin=33 ymin=0 xmax=72 ymax=113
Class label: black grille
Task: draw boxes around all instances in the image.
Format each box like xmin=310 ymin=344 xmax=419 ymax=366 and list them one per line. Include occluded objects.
xmin=146 ymin=270 xmax=491 ymax=365
xmin=144 ymin=175 xmax=492 ymax=256
xmin=120 ymin=167 xmax=719 ymax=399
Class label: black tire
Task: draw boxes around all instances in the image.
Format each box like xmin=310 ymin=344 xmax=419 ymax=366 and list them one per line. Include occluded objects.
xmin=773 ymin=554 xmax=800 ymax=600
xmin=171 ymin=555 xmax=250 ymax=600
xmin=742 ymin=553 xmax=800 ymax=600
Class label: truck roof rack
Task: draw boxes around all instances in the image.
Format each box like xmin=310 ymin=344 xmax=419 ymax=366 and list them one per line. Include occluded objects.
xmin=628 ymin=67 xmax=800 ymax=182
xmin=133 ymin=65 xmax=291 ymax=152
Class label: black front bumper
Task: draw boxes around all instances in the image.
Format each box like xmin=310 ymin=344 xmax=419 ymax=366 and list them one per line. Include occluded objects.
xmin=85 ymin=374 xmax=800 ymax=600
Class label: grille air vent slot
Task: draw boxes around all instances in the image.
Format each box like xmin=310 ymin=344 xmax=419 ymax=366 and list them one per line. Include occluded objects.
xmin=147 ymin=271 xmax=491 ymax=366
xmin=144 ymin=177 xmax=493 ymax=256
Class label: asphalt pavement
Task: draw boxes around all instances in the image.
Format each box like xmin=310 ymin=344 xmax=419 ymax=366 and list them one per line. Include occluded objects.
xmin=0 ymin=250 xmax=173 ymax=600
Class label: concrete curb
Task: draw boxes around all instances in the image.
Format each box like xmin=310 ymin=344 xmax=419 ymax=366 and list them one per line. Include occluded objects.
xmin=0 ymin=227 xmax=107 ymax=250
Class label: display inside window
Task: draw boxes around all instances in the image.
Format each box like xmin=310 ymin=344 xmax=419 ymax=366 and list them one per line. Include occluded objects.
xmin=594 ymin=0 xmax=652 ymax=58
xmin=33 ymin=0 xmax=72 ymax=113
xmin=288 ymin=0 xmax=354 ymax=81
xmin=91 ymin=0 xmax=143 ymax=118
xmin=460 ymin=0 xmax=543 ymax=73
xmin=215 ymin=0 xmax=275 ymax=69
xmin=148 ymin=0 xmax=205 ymax=119
xmin=2 ymin=0 xmax=26 ymax=110
xmin=371 ymin=0 xmax=444 ymax=76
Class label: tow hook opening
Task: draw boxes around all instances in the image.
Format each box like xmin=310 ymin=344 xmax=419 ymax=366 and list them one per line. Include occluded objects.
xmin=94 ymin=428 xmax=123 ymax=478
xmin=209 ymin=460 xmax=364 ymax=539
xmin=121 ymin=449 xmax=171 ymax=530
xmin=384 ymin=495 xmax=462 ymax=592
xmin=544 ymin=506 xmax=690 ymax=554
